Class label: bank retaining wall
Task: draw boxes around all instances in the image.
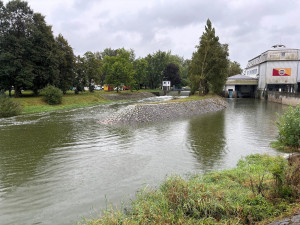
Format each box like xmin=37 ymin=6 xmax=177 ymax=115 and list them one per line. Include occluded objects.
xmin=267 ymin=91 xmax=300 ymax=106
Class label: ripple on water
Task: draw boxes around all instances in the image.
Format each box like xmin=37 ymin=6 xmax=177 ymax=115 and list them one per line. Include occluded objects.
xmin=0 ymin=98 xmax=286 ymax=225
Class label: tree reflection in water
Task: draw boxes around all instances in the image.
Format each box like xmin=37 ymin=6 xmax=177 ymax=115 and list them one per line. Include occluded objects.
xmin=187 ymin=111 xmax=226 ymax=172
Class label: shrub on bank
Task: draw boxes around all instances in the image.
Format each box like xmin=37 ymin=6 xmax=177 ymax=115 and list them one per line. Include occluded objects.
xmin=41 ymin=85 xmax=63 ymax=105
xmin=0 ymin=96 xmax=22 ymax=118
xmin=275 ymin=105 xmax=300 ymax=150
xmin=82 ymin=154 xmax=300 ymax=224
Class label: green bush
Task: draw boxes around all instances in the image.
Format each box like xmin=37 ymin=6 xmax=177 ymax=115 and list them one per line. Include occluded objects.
xmin=276 ymin=105 xmax=300 ymax=148
xmin=0 ymin=96 xmax=22 ymax=118
xmin=41 ymin=85 xmax=63 ymax=105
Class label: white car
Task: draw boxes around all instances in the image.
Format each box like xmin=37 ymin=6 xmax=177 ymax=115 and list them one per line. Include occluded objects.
xmin=114 ymin=87 xmax=123 ymax=91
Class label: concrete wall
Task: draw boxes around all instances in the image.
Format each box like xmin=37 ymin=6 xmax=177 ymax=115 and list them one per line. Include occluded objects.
xmin=258 ymin=63 xmax=266 ymax=89
xmin=267 ymin=49 xmax=299 ymax=61
xmin=267 ymin=91 xmax=300 ymax=106
xmin=224 ymin=85 xmax=235 ymax=91
xmin=266 ymin=61 xmax=298 ymax=84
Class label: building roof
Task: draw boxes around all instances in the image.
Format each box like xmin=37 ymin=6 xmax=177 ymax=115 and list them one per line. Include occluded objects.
xmin=228 ymin=74 xmax=257 ymax=80
xmin=226 ymin=74 xmax=258 ymax=85
xmin=247 ymin=44 xmax=299 ymax=65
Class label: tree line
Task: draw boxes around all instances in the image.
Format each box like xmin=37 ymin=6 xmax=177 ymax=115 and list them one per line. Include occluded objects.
xmin=0 ymin=0 xmax=242 ymax=97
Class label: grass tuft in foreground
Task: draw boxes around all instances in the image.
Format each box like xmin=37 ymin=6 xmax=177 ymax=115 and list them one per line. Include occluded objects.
xmin=82 ymin=154 xmax=300 ymax=225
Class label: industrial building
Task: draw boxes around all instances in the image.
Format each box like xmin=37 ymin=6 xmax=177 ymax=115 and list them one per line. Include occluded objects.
xmin=225 ymin=45 xmax=300 ymax=102
xmin=245 ymin=44 xmax=300 ymax=94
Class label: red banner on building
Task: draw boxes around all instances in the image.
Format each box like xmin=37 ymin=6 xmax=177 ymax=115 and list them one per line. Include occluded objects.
xmin=272 ymin=68 xmax=291 ymax=76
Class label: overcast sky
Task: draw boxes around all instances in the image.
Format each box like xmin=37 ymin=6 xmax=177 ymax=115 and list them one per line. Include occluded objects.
xmin=3 ymin=0 xmax=300 ymax=68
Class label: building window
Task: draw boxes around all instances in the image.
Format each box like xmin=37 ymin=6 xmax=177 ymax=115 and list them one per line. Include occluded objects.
xmin=247 ymin=68 xmax=258 ymax=75
xmin=281 ymin=52 xmax=285 ymax=57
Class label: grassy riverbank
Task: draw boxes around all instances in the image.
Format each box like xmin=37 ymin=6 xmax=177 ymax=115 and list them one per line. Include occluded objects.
xmin=8 ymin=90 xmax=157 ymax=114
xmin=8 ymin=90 xmax=216 ymax=115
xmin=13 ymin=91 xmax=110 ymax=114
xmin=82 ymin=154 xmax=300 ymax=225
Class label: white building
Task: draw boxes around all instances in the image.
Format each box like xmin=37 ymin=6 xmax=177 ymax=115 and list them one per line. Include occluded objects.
xmin=245 ymin=44 xmax=300 ymax=93
xmin=162 ymin=81 xmax=171 ymax=91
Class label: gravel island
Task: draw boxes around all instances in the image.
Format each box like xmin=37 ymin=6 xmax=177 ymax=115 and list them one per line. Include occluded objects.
xmin=100 ymin=96 xmax=228 ymax=124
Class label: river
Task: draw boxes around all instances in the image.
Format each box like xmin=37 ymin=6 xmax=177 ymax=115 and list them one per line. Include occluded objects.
xmin=0 ymin=98 xmax=286 ymax=224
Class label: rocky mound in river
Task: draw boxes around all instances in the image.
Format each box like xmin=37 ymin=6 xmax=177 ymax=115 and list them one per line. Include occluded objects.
xmin=100 ymin=97 xmax=228 ymax=124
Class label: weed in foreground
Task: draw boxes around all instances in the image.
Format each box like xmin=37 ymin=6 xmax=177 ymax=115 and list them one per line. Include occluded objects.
xmin=81 ymin=154 xmax=300 ymax=224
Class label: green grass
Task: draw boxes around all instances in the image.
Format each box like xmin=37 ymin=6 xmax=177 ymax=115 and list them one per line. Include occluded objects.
xmin=12 ymin=91 xmax=111 ymax=114
xmin=5 ymin=89 xmax=163 ymax=115
xmin=81 ymin=154 xmax=300 ymax=225
xmin=5 ymin=89 xmax=207 ymax=115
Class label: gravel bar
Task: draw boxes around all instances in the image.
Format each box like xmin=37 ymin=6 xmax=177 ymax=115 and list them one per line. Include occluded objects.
xmin=100 ymin=97 xmax=228 ymax=124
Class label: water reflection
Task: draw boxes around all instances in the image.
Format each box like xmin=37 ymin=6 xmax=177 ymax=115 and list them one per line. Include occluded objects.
xmin=187 ymin=111 xmax=226 ymax=172
xmin=225 ymin=99 xmax=284 ymax=149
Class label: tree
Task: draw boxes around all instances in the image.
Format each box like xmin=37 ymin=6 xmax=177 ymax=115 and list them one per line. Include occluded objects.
xmin=99 ymin=48 xmax=118 ymax=86
xmin=100 ymin=48 xmax=118 ymax=58
xmin=145 ymin=50 xmax=170 ymax=89
xmin=163 ymin=63 xmax=182 ymax=88
xmin=0 ymin=0 xmax=69 ymax=96
xmin=103 ymin=48 xmax=134 ymax=92
xmin=181 ymin=59 xmax=191 ymax=87
xmin=133 ymin=58 xmax=148 ymax=90
xmin=189 ymin=19 xmax=229 ymax=95
xmin=228 ymin=61 xmax=243 ymax=77
xmin=31 ymin=13 xmax=59 ymax=95
xmin=73 ymin=55 xmax=86 ymax=94
xmin=55 ymin=34 xmax=75 ymax=94
xmin=0 ymin=0 xmax=35 ymax=97
xmin=83 ymin=51 xmax=101 ymax=92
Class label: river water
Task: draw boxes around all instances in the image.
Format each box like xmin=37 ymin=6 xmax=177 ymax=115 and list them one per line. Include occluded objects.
xmin=0 ymin=98 xmax=286 ymax=224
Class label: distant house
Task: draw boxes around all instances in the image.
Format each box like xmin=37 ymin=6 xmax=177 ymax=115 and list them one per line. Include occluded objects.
xmin=162 ymin=81 xmax=171 ymax=91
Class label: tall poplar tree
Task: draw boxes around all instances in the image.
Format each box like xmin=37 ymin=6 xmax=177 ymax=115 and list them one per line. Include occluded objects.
xmin=189 ymin=19 xmax=229 ymax=95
